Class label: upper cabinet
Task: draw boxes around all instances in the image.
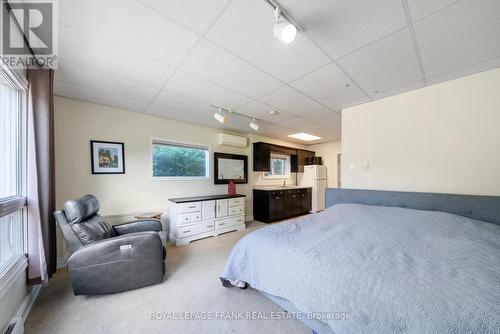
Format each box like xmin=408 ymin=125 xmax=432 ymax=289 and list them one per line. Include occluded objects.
xmin=253 ymin=142 xmax=315 ymax=172
xmin=296 ymin=149 xmax=316 ymax=173
xmin=253 ymin=142 xmax=271 ymax=171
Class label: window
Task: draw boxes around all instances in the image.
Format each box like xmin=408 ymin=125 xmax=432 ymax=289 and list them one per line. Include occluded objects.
xmin=151 ymin=139 xmax=210 ymax=179
xmin=0 ymin=67 xmax=27 ymax=275
xmin=263 ymin=153 xmax=291 ymax=179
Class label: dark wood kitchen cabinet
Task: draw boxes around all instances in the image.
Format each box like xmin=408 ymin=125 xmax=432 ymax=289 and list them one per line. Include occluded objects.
xmin=253 ymin=142 xmax=271 ymax=171
xmin=296 ymin=149 xmax=316 ymax=173
xmin=253 ymin=142 xmax=314 ymax=172
xmin=253 ymin=188 xmax=311 ymax=223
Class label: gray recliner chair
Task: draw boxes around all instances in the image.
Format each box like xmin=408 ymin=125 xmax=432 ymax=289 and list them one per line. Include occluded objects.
xmin=54 ymin=194 xmax=166 ymax=295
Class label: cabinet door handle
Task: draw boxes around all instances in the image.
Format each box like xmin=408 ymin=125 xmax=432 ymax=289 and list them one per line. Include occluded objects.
xmin=183 ymin=230 xmax=191 ymax=233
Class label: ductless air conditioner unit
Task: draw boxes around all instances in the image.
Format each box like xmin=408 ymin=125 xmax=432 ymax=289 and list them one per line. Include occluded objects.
xmin=218 ymin=133 xmax=248 ymax=148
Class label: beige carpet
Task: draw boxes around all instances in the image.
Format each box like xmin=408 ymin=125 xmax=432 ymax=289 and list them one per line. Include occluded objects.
xmin=25 ymin=222 xmax=310 ymax=334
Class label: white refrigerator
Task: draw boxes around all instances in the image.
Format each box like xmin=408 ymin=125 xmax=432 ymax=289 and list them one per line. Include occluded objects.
xmin=300 ymin=165 xmax=327 ymax=213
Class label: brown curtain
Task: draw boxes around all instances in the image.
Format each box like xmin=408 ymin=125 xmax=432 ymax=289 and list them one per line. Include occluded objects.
xmin=27 ymin=68 xmax=56 ymax=284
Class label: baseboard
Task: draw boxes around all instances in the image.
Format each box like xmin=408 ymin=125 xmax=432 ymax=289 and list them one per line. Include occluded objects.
xmin=56 ymin=257 xmax=67 ymax=269
xmin=5 ymin=284 xmax=42 ymax=333
xmin=17 ymin=284 xmax=41 ymax=322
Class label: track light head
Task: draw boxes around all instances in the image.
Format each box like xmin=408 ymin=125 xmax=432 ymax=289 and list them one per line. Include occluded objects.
xmin=273 ymin=6 xmax=297 ymax=44
xmin=249 ymin=119 xmax=259 ymax=131
xmin=214 ymin=110 xmax=226 ymax=123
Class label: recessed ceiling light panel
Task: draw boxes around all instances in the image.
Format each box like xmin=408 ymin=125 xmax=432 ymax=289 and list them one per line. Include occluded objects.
xmin=288 ymin=132 xmax=322 ymax=141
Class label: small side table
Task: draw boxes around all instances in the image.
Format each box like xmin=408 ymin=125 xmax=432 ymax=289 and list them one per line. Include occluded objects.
xmin=135 ymin=212 xmax=162 ymax=221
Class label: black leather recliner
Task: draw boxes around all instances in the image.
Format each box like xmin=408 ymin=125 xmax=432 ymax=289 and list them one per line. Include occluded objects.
xmin=54 ymin=194 xmax=166 ymax=295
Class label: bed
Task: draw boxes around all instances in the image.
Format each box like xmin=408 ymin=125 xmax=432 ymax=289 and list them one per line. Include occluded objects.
xmin=220 ymin=188 xmax=500 ymax=333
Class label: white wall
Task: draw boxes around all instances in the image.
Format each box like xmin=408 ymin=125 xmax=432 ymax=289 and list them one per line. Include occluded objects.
xmin=54 ymin=96 xmax=306 ymax=256
xmin=342 ymin=68 xmax=500 ymax=196
xmin=307 ymin=141 xmax=341 ymax=188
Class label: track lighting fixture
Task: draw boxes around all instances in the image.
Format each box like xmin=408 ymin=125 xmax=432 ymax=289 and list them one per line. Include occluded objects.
xmin=214 ymin=108 xmax=227 ymax=123
xmin=273 ymin=7 xmax=296 ymax=44
xmin=249 ymin=119 xmax=259 ymax=131
xmin=211 ymin=105 xmax=260 ymax=131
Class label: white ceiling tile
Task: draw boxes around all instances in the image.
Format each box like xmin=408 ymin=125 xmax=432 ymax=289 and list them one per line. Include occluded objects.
xmin=205 ymin=0 xmax=330 ymax=82
xmin=407 ymin=0 xmax=461 ymax=21
xmin=300 ymin=109 xmax=342 ymax=128
xmin=309 ymin=124 xmax=342 ymax=142
xmin=235 ymin=100 xmax=295 ymax=122
xmin=205 ymin=120 xmax=251 ymax=135
xmin=54 ymin=81 xmax=149 ymax=113
xmin=427 ymin=56 xmax=500 ymax=86
xmin=151 ymin=90 xmax=211 ymax=116
xmin=181 ymin=40 xmax=282 ymax=98
xmin=257 ymin=122 xmax=296 ymax=138
xmin=281 ymin=117 xmax=321 ymax=132
xmin=59 ymin=0 xmax=198 ymax=67
xmin=59 ymin=25 xmax=174 ymax=88
xmin=283 ymin=0 xmax=407 ymax=59
xmin=258 ymin=85 xmax=324 ymax=116
xmin=337 ymin=29 xmax=422 ymax=94
xmin=332 ymin=96 xmax=372 ymax=112
xmin=146 ymin=104 xmax=212 ymax=125
xmin=258 ymin=110 xmax=296 ymax=124
xmin=369 ymin=80 xmax=424 ymax=100
xmin=165 ymin=71 xmax=250 ymax=109
xmin=414 ymin=0 xmax=500 ymax=78
xmin=139 ymin=0 xmax=230 ymax=34
xmin=289 ymin=63 xmax=366 ymax=108
xmin=56 ymin=60 xmax=159 ymax=102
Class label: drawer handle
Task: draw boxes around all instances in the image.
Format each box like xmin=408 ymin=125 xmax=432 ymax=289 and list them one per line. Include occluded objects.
xmin=183 ymin=230 xmax=191 ymax=233
xmin=207 ymin=225 xmax=213 ymax=228
xmin=188 ymin=206 xmax=197 ymax=209
xmin=220 ymin=223 xmax=225 ymax=226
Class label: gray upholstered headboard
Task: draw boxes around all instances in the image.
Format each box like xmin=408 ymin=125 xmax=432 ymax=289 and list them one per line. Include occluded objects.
xmin=326 ymin=188 xmax=500 ymax=226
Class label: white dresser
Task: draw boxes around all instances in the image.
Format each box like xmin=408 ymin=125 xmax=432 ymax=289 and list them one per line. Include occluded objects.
xmin=168 ymin=194 xmax=246 ymax=246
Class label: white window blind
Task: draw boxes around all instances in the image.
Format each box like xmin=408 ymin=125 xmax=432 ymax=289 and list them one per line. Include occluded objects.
xmin=0 ymin=69 xmax=26 ymax=276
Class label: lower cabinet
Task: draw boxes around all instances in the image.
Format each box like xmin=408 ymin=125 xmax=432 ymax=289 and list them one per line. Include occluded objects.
xmin=253 ymin=188 xmax=311 ymax=223
xmin=169 ymin=195 xmax=246 ymax=246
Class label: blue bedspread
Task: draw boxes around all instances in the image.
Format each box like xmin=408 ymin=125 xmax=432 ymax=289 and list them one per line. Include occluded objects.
xmin=221 ymin=204 xmax=500 ymax=333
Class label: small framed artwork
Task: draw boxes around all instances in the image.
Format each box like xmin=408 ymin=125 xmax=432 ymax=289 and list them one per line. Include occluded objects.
xmin=90 ymin=140 xmax=125 ymax=174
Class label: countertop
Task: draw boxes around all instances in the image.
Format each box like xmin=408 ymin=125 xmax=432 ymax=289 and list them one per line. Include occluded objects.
xmin=253 ymin=185 xmax=312 ymax=191
xmin=168 ymin=194 xmax=245 ymax=203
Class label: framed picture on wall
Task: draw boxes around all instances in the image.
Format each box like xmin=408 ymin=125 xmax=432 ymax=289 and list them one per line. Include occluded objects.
xmin=90 ymin=140 xmax=125 ymax=174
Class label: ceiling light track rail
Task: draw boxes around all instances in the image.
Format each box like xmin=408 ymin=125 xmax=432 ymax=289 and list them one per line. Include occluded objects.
xmin=264 ymin=0 xmax=303 ymax=32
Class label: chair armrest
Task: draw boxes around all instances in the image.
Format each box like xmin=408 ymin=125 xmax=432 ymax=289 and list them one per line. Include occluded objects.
xmin=113 ymin=219 xmax=162 ymax=235
xmin=68 ymin=232 xmax=163 ymax=269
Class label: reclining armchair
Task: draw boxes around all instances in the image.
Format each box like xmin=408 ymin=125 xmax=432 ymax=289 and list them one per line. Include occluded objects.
xmin=54 ymin=194 xmax=166 ymax=295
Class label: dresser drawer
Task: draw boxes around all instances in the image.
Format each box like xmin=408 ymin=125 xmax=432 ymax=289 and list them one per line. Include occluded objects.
xmin=216 ymin=216 xmax=244 ymax=229
xmin=178 ymin=202 xmax=201 ymax=213
xmin=178 ymin=222 xmax=214 ymax=238
xmin=228 ymin=197 xmax=244 ymax=207
xmin=179 ymin=213 xmax=192 ymax=226
xmin=178 ymin=212 xmax=202 ymax=226
xmin=229 ymin=205 xmax=244 ymax=216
